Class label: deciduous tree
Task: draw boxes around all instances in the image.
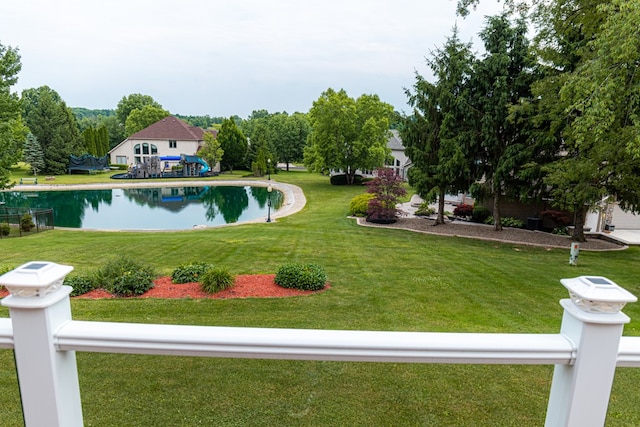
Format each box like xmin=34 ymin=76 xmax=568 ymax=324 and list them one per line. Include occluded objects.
xmin=116 ymin=93 xmax=163 ymax=128
xmin=0 ymin=41 xmax=26 ymax=189
xmin=198 ymin=132 xmax=223 ymax=172
xmin=22 ymin=86 xmax=84 ymax=175
xmin=125 ymin=105 xmax=170 ymax=135
xmin=218 ymin=117 xmax=248 ymax=173
xmin=306 ymin=88 xmax=393 ymax=184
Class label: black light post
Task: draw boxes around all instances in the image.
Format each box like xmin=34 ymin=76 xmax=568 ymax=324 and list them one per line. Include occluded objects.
xmin=267 ymin=158 xmax=271 ymax=180
xmin=266 ymin=184 xmax=272 ymax=223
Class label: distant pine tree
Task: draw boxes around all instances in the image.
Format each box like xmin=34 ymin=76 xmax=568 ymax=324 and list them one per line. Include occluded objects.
xmin=24 ymin=133 xmax=45 ymax=176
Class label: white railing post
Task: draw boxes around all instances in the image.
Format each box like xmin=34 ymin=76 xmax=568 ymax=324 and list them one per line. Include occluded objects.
xmin=545 ymin=276 xmax=637 ymax=427
xmin=0 ymin=261 xmax=82 ymax=427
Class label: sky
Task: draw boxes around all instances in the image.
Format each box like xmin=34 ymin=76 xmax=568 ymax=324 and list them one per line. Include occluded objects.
xmin=1 ymin=1 xmax=504 ymax=119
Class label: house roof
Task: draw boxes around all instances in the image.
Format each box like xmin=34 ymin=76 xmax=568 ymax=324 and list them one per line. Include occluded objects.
xmin=128 ymin=115 xmax=215 ymax=141
xmin=388 ymin=129 xmax=404 ymax=151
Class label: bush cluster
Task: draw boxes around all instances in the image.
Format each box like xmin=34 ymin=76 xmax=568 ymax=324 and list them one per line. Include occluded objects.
xmin=0 ymin=222 xmax=10 ymax=236
xmin=415 ymin=202 xmax=435 ymax=217
xmin=275 ymin=263 xmax=327 ymax=291
xmin=330 ymin=174 xmax=364 ymax=185
xmin=171 ymin=262 xmax=212 ymax=284
xmin=65 ymin=275 xmax=99 ymax=297
xmin=471 ymin=205 xmax=491 ymax=223
xmin=453 ymin=204 xmax=473 ymax=218
xmin=94 ymin=256 xmax=155 ymax=297
xmin=349 ymin=193 xmax=375 ymax=217
xmin=484 ymin=216 xmax=524 ymax=228
xmin=200 ymin=268 xmax=235 ymax=294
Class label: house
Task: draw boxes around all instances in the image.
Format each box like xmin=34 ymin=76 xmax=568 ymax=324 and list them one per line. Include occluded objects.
xmin=108 ymin=116 xmax=219 ymax=172
xmin=330 ymin=129 xmax=412 ymax=179
xmin=386 ymin=129 xmax=411 ymax=179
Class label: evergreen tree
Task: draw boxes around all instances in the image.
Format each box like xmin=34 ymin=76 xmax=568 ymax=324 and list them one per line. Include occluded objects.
xmin=82 ymin=126 xmax=97 ymax=155
xmin=402 ymin=27 xmax=477 ymax=225
xmin=23 ymin=133 xmax=44 ymax=176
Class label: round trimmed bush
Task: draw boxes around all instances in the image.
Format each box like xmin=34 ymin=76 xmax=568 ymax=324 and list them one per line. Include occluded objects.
xmin=0 ymin=222 xmax=10 ymax=236
xmin=200 ymin=268 xmax=235 ymax=294
xmin=471 ymin=205 xmax=491 ymax=223
xmin=171 ymin=262 xmax=212 ymax=284
xmin=349 ymin=193 xmax=375 ymax=217
xmin=275 ymin=263 xmax=327 ymax=291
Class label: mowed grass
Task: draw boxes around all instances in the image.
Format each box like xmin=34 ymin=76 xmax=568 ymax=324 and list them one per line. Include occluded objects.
xmin=2 ymin=170 xmax=640 ymax=426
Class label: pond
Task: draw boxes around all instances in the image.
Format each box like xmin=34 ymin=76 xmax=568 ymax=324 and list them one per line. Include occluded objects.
xmin=0 ymin=185 xmax=284 ymax=230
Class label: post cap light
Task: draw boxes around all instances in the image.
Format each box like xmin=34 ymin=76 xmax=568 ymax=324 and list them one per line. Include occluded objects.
xmin=561 ymin=276 xmax=637 ymax=314
xmin=0 ymin=261 xmax=73 ymax=298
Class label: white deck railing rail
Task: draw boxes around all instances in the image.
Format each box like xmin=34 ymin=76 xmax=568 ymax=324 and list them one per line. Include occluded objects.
xmin=0 ymin=262 xmax=638 ymax=427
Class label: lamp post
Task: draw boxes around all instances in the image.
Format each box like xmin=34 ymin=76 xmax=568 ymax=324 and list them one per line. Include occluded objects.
xmin=267 ymin=158 xmax=271 ymax=180
xmin=266 ymin=184 xmax=272 ymax=223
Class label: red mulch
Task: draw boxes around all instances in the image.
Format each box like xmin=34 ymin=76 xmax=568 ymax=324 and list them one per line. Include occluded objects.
xmin=66 ymin=274 xmax=327 ymax=300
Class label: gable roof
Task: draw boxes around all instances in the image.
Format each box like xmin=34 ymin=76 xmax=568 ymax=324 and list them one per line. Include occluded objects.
xmin=388 ymin=129 xmax=404 ymax=151
xmin=128 ymin=115 xmax=211 ymax=141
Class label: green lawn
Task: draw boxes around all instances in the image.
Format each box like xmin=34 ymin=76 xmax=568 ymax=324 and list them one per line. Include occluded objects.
xmin=1 ymin=170 xmax=640 ymax=426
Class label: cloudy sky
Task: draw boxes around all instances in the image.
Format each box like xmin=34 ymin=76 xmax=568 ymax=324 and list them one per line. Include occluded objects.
xmin=1 ymin=1 xmax=503 ymax=118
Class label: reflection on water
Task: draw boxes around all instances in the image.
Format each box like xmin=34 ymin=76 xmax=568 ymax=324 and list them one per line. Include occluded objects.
xmin=0 ymin=186 xmax=283 ymax=230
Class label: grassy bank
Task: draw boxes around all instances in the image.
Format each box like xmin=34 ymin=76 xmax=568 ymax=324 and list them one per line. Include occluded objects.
xmin=1 ymin=170 xmax=640 ymax=425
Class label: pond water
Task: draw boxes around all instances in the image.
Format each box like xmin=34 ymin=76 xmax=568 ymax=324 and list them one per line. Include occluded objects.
xmin=0 ymin=185 xmax=284 ymax=230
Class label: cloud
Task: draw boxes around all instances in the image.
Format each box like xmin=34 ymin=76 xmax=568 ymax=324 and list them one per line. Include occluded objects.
xmin=1 ymin=0 xmax=504 ymax=117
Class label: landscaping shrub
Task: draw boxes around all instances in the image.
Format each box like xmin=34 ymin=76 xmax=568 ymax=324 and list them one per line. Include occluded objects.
xmin=349 ymin=193 xmax=375 ymax=217
xmin=471 ymin=205 xmax=491 ymax=223
xmin=171 ymin=262 xmax=212 ymax=284
xmin=484 ymin=216 xmax=525 ymax=228
xmin=330 ymin=174 xmax=364 ymax=185
xmin=200 ymin=268 xmax=235 ymax=294
xmin=275 ymin=263 xmax=327 ymax=291
xmin=453 ymin=204 xmax=473 ymax=218
xmin=20 ymin=213 xmax=35 ymax=232
xmin=365 ymin=168 xmax=407 ymax=222
xmin=0 ymin=222 xmax=10 ymax=236
xmin=415 ymin=202 xmax=435 ymax=217
xmin=65 ymin=274 xmax=99 ymax=297
xmin=95 ymin=256 xmax=155 ymax=297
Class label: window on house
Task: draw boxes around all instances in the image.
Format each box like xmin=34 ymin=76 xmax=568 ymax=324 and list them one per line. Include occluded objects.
xmin=151 ymin=144 xmax=158 ymax=154
xmin=134 ymin=144 xmax=141 ymax=155
xmin=142 ymin=143 xmax=150 ymax=155
xmin=135 ymin=156 xmax=141 ymax=164
xmin=169 ymin=140 xmax=177 ymax=148
xmin=116 ymin=156 xmax=127 ymax=165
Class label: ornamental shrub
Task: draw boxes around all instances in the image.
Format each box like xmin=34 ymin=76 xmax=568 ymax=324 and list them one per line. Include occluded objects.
xmin=0 ymin=222 xmax=10 ymax=236
xmin=171 ymin=262 xmax=212 ymax=284
xmin=349 ymin=193 xmax=375 ymax=217
xmin=65 ymin=274 xmax=99 ymax=297
xmin=415 ymin=202 xmax=435 ymax=217
xmin=453 ymin=204 xmax=473 ymax=218
xmin=20 ymin=213 xmax=35 ymax=232
xmin=471 ymin=205 xmax=491 ymax=223
xmin=365 ymin=168 xmax=407 ymax=221
xmin=275 ymin=263 xmax=327 ymax=291
xmin=330 ymin=174 xmax=364 ymax=185
xmin=200 ymin=268 xmax=235 ymax=294
xmin=95 ymin=256 xmax=155 ymax=297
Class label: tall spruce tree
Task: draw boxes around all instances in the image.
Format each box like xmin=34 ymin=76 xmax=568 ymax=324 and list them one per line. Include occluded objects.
xmin=402 ymin=27 xmax=477 ymax=225
xmin=469 ymin=14 xmax=536 ymax=231
xmin=23 ymin=133 xmax=44 ymax=176
xmin=218 ymin=117 xmax=248 ymax=173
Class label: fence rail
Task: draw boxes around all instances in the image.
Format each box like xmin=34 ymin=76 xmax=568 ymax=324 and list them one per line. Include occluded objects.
xmin=0 ymin=206 xmax=54 ymax=238
xmin=0 ymin=264 xmax=638 ymax=426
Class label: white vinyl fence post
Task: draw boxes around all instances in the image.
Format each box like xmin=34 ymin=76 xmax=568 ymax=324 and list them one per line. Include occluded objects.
xmin=0 ymin=261 xmax=82 ymax=427
xmin=545 ymin=276 xmax=637 ymax=427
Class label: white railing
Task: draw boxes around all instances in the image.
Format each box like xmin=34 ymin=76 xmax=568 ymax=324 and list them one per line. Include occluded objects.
xmin=0 ymin=263 xmax=638 ymax=427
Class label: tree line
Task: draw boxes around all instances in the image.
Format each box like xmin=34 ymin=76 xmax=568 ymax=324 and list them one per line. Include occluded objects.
xmin=402 ymin=0 xmax=640 ymax=241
